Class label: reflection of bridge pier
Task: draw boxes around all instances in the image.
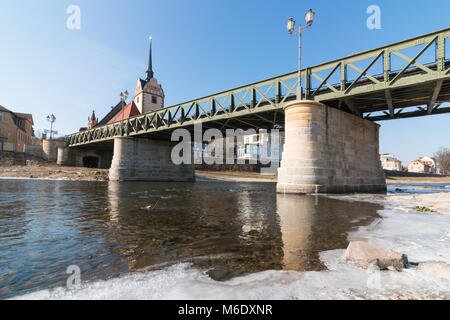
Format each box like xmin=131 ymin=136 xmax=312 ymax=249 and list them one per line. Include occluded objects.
xmin=276 ymin=194 xmax=315 ymax=270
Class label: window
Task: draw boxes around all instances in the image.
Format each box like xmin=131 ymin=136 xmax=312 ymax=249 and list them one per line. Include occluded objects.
xmin=0 ymin=112 xmax=3 ymax=122
xmin=136 ymin=97 xmax=139 ymax=104
xmin=0 ymin=128 xmax=2 ymax=137
xmin=152 ymin=96 xmax=157 ymax=104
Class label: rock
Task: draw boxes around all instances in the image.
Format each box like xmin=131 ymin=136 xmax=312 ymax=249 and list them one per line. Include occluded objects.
xmin=345 ymin=241 xmax=408 ymax=270
xmin=417 ymin=261 xmax=450 ymax=281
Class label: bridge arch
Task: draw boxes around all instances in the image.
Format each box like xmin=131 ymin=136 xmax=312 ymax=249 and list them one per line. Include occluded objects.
xmin=82 ymin=156 xmax=99 ymax=168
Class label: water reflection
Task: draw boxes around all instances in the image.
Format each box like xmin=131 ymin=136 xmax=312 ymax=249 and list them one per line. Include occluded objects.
xmin=277 ymin=194 xmax=316 ymax=270
xmin=0 ymin=179 xmax=382 ymax=298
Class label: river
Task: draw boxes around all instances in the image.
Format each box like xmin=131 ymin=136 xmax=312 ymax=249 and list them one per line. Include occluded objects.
xmin=0 ymin=179 xmax=385 ymax=299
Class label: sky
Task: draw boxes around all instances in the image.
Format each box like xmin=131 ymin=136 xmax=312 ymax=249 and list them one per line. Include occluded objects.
xmin=0 ymin=0 xmax=448 ymax=165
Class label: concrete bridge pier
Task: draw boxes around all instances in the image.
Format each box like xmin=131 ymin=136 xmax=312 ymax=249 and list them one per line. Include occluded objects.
xmin=277 ymin=100 xmax=386 ymax=194
xmin=109 ymin=137 xmax=195 ymax=182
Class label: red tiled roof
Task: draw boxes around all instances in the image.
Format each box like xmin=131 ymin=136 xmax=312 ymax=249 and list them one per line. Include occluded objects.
xmin=108 ymin=101 xmax=141 ymax=124
xmin=412 ymin=160 xmax=432 ymax=167
xmin=96 ymin=101 xmax=126 ymax=127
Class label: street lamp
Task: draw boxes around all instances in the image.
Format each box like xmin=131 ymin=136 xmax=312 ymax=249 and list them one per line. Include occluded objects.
xmin=287 ymin=8 xmax=315 ymax=100
xmin=46 ymin=114 xmax=56 ymax=140
xmin=120 ymin=91 xmax=129 ymax=120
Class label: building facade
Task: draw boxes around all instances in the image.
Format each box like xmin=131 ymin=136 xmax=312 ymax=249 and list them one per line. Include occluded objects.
xmin=236 ymin=131 xmax=284 ymax=163
xmin=0 ymin=105 xmax=34 ymax=152
xmin=134 ymin=37 xmax=164 ymax=114
xmin=87 ymin=111 xmax=98 ymax=129
xmin=380 ymin=154 xmax=402 ymax=171
xmin=408 ymin=156 xmax=437 ymax=174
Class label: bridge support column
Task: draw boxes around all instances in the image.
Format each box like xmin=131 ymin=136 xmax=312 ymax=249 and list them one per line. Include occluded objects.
xmin=109 ymin=137 xmax=195 ymax=182
xmin=277 ymin=100 xmax=386 ymax=194
xmin=57 ymin=147 xmax=76 ymax=166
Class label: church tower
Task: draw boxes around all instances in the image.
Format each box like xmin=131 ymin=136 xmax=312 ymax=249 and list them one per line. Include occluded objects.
xmin=134 ymin=36 xmax=165 ymax=114
xmin=88 ymin=110 xmax=98 ymax=129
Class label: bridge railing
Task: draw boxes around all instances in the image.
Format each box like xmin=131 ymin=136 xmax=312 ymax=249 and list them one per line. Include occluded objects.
xmin=68 ymin=28 xmax=449 ymax=146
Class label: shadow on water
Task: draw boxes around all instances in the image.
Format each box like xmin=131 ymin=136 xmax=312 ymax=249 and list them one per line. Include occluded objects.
xmin=0 ymin=179 xmax=382 ymax=298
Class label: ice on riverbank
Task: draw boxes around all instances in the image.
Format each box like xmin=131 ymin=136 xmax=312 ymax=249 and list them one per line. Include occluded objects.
xmin=327 ymin=189 xmax=450 ymax=215
xmin=14 ymin=250 xmax=449 ymax=300
xmin=13 ymin=190 xmax=450 ymax=300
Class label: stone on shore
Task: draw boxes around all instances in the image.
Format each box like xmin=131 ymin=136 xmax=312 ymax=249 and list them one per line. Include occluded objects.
xmin=417 ymin=261 xmax=450 ymax=281
xmin=345 ymin=241 xmax=408 ymax=270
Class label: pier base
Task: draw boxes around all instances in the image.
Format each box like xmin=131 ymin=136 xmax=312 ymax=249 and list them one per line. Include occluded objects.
xmin=277 ymin=100 xmax=386 ymax=194
xmin=109 ymin=137 xmax=195 ymax=182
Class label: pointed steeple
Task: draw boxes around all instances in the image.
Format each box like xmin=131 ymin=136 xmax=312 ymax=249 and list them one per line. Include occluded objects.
xmin=88 ymin=110 xmax=98 ymax=129
xmin=146 ymin=36 xmax=154 ymax=81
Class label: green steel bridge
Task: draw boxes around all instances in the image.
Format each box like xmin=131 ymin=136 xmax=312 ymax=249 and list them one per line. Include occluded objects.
xmin=68 ymin=28 xmax=450 ymax=148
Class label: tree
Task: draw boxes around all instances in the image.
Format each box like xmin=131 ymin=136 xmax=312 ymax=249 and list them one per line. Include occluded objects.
xmin=434 ymin=148 xmax=450 ymax=175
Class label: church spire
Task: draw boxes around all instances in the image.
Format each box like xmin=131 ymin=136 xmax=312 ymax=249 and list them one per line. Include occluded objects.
xmin=146 ymin=36 xmax=154 ymax=81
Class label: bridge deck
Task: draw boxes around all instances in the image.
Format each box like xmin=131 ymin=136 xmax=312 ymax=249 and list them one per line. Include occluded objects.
xmin=68 ymin=28 xmax=450 ymax=147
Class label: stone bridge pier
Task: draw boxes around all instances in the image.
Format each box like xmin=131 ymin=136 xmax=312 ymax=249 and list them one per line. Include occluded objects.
xmin=57 ymin=146 xmax=113 ymax=169
xmin=108 ymin=137 xmax=195 ymax=182
xmin=277 ymin=100 xmax=386 ymax=194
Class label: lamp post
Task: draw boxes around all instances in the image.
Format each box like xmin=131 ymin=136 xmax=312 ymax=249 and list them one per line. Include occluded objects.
xmin=287 ymin=8 xmax=315 ymax=100
xmin=46 ymin=114 xmax=56 ymax=140
xmin=120 ymin=91 xmax=129 ymax=120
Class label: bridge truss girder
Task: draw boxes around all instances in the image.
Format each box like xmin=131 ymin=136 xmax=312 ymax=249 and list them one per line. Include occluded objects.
xmin=68 ymin=28 xmax=450 ymax=147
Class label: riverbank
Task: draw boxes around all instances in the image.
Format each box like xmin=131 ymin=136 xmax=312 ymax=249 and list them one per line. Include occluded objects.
xmin=0 ymin=164 xmax=109 ymax=181
xmin=386 ymin=176 xmax=450 ymax=183
xmin=0 ymin=165 xmax=277 ymax=183
xmin=195 ymin=170 xmax=277 ymax=182
xmin=2 ymin=164 xmax=450 ymax=184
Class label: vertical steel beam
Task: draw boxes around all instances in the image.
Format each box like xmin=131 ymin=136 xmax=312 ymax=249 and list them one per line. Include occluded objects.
xmin=250 ymin=88 xmax=256 ymax=108
xmin=437 ymin=34 xmax=445 ymax=72
xmin=428 ymin=79 xmax=443 ymax=114
xmin=275 ymin=81 xmax=281 ymax=104
xmin=383 ymin=49 xmax=391 ymax=82
xmin=211 ymin=99 xmax=216 ymax=116
xmin=340 ymin=62 xmax=347 ymax=91
xmin=229 ymin=94 xmax=235 ymax=112
xmin=195 ymin=103 xmax=200 ymax=119
xmin=385 ymin=89 xmax=394 ymax=118
xmin=305 ymin=68 xmax=311 ymax=100
xmin=181 ymin=108 xmax=185 ymax=124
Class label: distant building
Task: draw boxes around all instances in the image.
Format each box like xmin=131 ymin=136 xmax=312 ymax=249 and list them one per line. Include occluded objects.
xmin=195 ymin=131 xmax=284 ymax=164
xmin=236 ymin=131 xmax=284 ymax=162
xmin=87 ymin=37 xmax=164 ymax=128
xmin=419 ymin=156 xmax=437 ymax=173
xmin=134 ymin=37 xmax=165 ymax=114
xmin=408 ymin=157 xmax=437 ymax=174
xmin=0 ymin=105 xmax=34 ymax=152
xmin=380 ymin=154 xmax=402 ymax=171
xmin=87 ymin=110 xmax=98 ymax=129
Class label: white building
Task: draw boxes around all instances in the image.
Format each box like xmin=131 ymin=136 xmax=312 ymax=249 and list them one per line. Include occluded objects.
xmin=134 ymin=37 xmax=165 ymax=114
xmin=236 ymin=131 xmax=284 ymax=163
xmin=408 ymin=156 xmax=437 ymax=174
xmin=380 ymin=154 xmax=402 ymax=171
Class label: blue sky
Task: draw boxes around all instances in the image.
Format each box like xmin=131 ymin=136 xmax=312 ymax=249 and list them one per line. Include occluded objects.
xmin=0 ymin=0 xmax=448 ymax=165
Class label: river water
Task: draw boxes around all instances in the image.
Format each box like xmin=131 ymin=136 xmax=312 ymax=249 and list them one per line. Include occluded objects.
xmin=0 ymin=179 xmax=384 ymax=299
